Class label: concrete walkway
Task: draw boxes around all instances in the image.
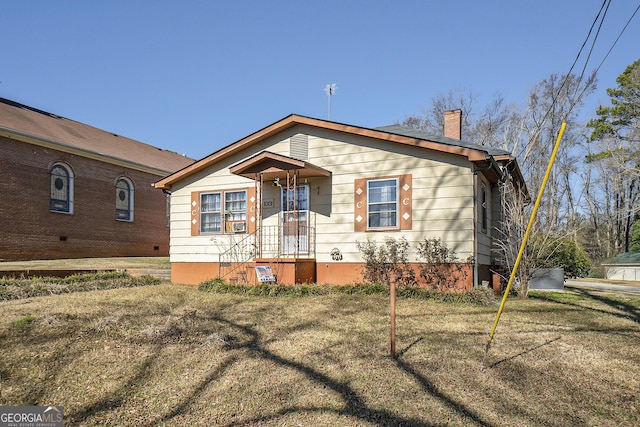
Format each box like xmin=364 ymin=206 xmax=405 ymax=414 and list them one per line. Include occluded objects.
xmin=565 ymin=279 xmax=640 ymax=294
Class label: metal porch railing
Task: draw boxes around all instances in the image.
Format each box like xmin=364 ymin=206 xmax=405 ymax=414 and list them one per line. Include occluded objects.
xmin=218 ymin=224 xmax=316 ymax=284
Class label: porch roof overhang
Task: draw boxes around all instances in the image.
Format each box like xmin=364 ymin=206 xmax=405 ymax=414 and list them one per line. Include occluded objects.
xmin=229 ymin=151 xmax=332 ymax=181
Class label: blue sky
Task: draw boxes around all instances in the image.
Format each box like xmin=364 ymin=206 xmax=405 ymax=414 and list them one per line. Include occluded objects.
xmin=2 ymin=1 xmax=638 ymax=160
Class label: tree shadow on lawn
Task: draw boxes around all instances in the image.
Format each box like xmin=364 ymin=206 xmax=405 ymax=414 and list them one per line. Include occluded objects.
xmin=393 ymin=356 xmax=495 ymax=427
xmin=59 ymin=295 xmax=496 ymax=427
xmin=138 ymin=312 xmax=497 ymax=427
xmin=66 ymin=344 xmax=165 ymax=425
xmin=533 ymin=287 xmax=640 ymax=324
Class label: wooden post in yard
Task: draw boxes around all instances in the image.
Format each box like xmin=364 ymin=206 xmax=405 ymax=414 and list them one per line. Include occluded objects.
xmin=390 ymin=273 xmax=397 ymax=359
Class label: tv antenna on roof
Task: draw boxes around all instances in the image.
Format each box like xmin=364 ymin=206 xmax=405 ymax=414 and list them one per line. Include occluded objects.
xmin=324 ymin=83 xmax=337 ymax=120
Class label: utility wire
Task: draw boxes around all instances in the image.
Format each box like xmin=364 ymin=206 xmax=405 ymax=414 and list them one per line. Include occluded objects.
xmin=578 ymin=0 xmax=611 ymax=84
xmin=571 ymin=1 xmax=640 ymax=126
xmin=511 ymin=0 xmax=611 ymax=163
xmin=593 ymin=2 xmax=640 ymax=75
xmin=541 ymin=0 xmax=610 ymax=126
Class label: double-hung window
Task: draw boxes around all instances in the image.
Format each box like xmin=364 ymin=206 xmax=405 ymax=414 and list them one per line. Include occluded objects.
xmin=224 ymin=190 xmax=247 ymax=232
xmin=367 ymin=178 xmax=398 ymax=229
xmin=199 ymin=190 xmax=247 ymax=234
xmin=200 ymin=192 xmax=222 ymax=233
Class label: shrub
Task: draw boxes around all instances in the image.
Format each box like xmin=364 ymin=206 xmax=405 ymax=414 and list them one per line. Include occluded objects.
xmin=198 ymin=277 xmax=231 ymax=293
xmin=333 ymin=282 xmax=388 ymax=295
xmin=529 ymin=234 xmax=592 ymax=278
xmin=356 ymin=237 xmax=416 ymax=286
xmin=416 ymin=237 xmax=470 ymax=290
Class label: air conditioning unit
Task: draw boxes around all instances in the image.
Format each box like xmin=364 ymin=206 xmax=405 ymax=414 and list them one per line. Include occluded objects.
xmin=232 ymin=221 xmax=246 ymax=233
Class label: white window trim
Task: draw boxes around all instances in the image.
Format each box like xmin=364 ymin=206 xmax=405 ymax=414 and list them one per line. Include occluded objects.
xmin=366 ymin=177 xmax=399 ymax=230
xmin=200 ymin=189 xmax=248 ymax=234
xmin=200 ymin=192 xmax=222 ymax=234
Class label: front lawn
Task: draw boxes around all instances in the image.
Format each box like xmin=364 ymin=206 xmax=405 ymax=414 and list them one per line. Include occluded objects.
xmin=0 ymin=284 xmax=638 ymax=426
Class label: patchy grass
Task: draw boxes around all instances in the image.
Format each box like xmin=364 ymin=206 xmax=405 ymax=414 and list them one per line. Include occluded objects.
xmin=0 ymin=284 xmax=638 ymax=426
xmin=10 ymin=315 xmax=37 ymax=330
xmin=0 ymin=257 xmax=170 ymax=272
xmin=0 ymin=272 xmax=160 ymax=301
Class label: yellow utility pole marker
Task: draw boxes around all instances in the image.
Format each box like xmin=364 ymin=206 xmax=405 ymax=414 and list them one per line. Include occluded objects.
xmin=482 ymin=122 xmax=567 ymax=369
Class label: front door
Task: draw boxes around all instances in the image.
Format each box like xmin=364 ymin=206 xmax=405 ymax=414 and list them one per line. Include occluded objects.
xmin=280 ymin=185 xmax=309 ymax=256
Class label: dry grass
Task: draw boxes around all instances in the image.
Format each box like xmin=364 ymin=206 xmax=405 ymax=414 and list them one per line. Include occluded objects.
xmin=0 ymin=257 xmax=170 ymax=272
xmin=0 ymin=284 xmax=638 ymax=426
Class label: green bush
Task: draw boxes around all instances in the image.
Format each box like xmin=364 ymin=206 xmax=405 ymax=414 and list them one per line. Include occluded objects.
xmin=333 ymin=282 xmax=388 ymax=295
xmin=631 ymin=218 xmax=640 ymax=253
xmin=529 ymin=234 xmax=592 ymax=278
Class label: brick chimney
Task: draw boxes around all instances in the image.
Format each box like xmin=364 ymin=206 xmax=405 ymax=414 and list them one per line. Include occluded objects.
xmin=443 ymin=109 xmax=462 ymax=140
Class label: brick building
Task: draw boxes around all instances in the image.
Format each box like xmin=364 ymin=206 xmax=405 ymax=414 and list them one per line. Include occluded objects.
xmin=0 ymin=98 xmax=194 ymax=261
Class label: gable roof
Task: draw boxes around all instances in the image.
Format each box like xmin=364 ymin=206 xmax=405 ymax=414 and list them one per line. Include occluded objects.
xmin=0 ymin=98 xmax=194 ymax=176
xmin=230 ymin=151 xmax=331 ymax=181
xmin=154 ymin=114 xmax=522 ymax=190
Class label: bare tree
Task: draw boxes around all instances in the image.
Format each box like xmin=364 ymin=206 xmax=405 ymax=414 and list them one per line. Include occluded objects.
xmin=403 ymin=72 xmax=600 ymax=293
xmin=587 ymin=58 xmax=640 ymax=253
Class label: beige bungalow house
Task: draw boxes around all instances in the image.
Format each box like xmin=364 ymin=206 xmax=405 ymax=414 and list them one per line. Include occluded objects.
xmin=155 ymin=111 xmax=526 ymax=289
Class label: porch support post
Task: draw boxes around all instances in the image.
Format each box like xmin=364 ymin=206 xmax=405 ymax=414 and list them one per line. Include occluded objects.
xmin=257 ymin=173 xmax=262 ymax=258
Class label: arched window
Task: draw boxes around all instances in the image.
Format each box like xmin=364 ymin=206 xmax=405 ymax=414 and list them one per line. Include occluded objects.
xmin=116 ymin=177 xmax=134 ymax=221
xmin=50 ymin=163 xmax=73 ymax=213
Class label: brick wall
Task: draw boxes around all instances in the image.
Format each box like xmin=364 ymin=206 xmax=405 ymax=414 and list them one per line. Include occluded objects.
xmin=0 ymin=136 xmax=170 ymax=261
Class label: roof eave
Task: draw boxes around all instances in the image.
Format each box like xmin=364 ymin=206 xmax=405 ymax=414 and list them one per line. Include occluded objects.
xmin=154 ymin=114 xmax=502 ymax=189
xmin=1 ymin=126 xmax=175 ymax=176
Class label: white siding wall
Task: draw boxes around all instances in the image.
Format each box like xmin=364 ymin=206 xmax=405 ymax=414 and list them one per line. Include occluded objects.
xmin=169 ymin=125 xmax=479 ymax=264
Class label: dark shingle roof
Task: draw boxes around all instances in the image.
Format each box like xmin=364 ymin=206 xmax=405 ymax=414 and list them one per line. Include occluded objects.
xmin=375 ymin=124 xmax=511 ymax=157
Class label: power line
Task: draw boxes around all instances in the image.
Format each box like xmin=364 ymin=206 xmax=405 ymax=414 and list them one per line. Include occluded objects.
xmin=570 ymin=1 xmax=640 ymax=121
xmin=524 ymin=0 xmax=614 ymax=150
xmin=578 ymin=0 xmax=611 ymax=83
xmin=593 ymin=2 xmax=640 ymax=75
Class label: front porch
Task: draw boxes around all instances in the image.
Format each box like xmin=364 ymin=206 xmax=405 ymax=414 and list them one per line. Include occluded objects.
xmin=215 ymin=150 xmax=329 ymax=285
xmin=218 ymin=222 xmax=317 ymax=285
